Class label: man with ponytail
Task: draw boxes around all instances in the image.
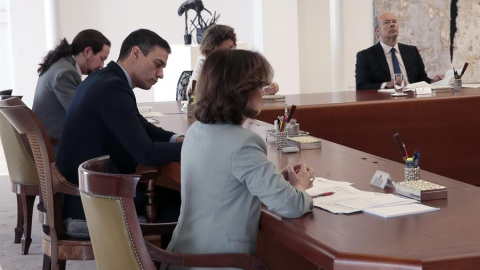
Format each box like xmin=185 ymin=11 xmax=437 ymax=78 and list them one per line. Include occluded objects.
xmin=32 ymin=29 xmax=110 ymax=147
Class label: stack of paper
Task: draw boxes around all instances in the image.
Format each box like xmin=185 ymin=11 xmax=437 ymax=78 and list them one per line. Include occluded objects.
xmin=363 ymin=203 xmax=439 ymax=218
xmin=137 ymin=105 xmax=164 ymax=123
xmin=306 ymin=177 xmax=439 ymax=218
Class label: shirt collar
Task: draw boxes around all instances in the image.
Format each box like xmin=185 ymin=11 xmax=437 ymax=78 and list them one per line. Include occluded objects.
xmin=380 ymin=41 xmax=399 ymax=55
xmin=118 ymin=63 xmax=134 ymax=89
xmin=71 ymin=55 xmax=83 ymax=76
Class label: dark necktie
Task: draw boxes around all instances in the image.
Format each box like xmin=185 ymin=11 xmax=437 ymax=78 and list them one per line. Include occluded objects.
xmin=391 ymin=48 xmax=401 ymax=74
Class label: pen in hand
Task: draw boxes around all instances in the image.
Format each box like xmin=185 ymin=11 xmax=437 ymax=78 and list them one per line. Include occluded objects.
xmin=312 ymin=192 xmax=334 ymax=198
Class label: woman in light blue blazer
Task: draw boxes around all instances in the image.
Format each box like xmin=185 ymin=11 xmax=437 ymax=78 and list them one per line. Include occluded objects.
xmin=165 ymin=50 xmax=314 ymax=270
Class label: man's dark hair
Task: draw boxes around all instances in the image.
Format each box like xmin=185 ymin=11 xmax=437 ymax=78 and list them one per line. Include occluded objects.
xmin=194 ymin=50 xmax=273 ymax=125
xmin=37 ymin=29 xmax=110 ymax=75
xmin=118 ymin=29 xmax=171 ymax=61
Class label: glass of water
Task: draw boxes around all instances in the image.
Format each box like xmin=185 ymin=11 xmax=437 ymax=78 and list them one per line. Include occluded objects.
xmin=394 ymin=73 xmax=404 ymax=95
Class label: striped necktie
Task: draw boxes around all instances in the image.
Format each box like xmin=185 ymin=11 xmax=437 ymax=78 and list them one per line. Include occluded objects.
xmin=390 ymin=48 xmax=401 ymax=74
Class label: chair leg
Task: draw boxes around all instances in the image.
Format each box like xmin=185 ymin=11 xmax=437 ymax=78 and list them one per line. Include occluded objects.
xmin=14 ymin=194 xmax=24 ymax=244
xmin=145 ymin=179 xmax=157 ymax=222
xmin=21 ymin=194 xmax=35 ymax=255
xmin=42 ymin=254 xmax=51 ymax=270
xmin=58 ymin=260 xmax=66 ymax=270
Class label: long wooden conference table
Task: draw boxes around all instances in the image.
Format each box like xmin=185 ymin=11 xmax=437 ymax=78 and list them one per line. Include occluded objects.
xmin=255 ymin=88 xmax=480 ymax=186
xmin=146 ymin=106 xmax=480 ymax=270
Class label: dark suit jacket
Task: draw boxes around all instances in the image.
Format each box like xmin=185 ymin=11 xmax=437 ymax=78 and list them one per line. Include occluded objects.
xmin=57 ymin=61 xmax=182 ymax=219
xmin=355 ymin=42 xmax=432 ymax=90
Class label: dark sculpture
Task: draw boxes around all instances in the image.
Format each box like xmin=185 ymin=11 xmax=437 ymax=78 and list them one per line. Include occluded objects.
xmin=178 ymin=0 xmax=220 ymax=44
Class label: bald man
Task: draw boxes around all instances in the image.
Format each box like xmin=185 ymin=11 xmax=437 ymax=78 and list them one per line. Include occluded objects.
xmin=355 ymin=12 xmax=443 ymax=90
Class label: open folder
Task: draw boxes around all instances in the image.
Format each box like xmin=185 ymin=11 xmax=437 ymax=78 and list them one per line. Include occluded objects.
xmin=405 ymin=70 xmax=454 ymax=90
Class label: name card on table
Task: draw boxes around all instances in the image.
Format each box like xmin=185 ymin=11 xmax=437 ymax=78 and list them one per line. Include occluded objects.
xmin=415 ymin=87 xmax=433 ymax=95
xmin=370 ymin=170 xmax=395 ymax=189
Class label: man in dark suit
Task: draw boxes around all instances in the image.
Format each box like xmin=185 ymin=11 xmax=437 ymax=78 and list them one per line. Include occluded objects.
xmin=355 ymin=12 xmax=443 ymax=90
xmin=56 ymin=29 xmax=183 ymax=238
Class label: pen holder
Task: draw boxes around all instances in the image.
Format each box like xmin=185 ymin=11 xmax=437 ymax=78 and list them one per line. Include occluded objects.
xmin=187 ymin=103 xmax=195 ymax=118
xmin=404 ymin=167 xmax=420 ymax=181
xmin=287 ymin=120 xmax=300 ymax=136
xmin=452 ymin=78 xmax=462 ymax=91
xmin=275 ymin=131 xmax=287 ymax=150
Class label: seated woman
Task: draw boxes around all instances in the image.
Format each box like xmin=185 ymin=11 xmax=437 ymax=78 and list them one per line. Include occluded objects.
xmin=165 ymin=49 xmax=314 ymax=270
xmin=187 ymin=24 xmax=279 ymax=95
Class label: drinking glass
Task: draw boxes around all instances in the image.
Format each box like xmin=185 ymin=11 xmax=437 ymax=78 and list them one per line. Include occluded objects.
xmin=394 ymin=73 xmax=404 ymax=95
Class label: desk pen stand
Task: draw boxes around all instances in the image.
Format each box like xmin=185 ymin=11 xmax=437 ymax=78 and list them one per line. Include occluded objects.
xmin=404 ymin=167 xmax=420 ymax=181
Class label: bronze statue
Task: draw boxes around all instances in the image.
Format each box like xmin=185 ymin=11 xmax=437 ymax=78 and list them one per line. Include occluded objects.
xmin=178 ymin=0 xmax=220 ymax=44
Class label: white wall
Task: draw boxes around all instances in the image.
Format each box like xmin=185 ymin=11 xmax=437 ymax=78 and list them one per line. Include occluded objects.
xmin=298 ymin=0 xmax=331 ymax=93
xmin=342 ymin=0 xmax=374 ymax=90
xmin=9 ymin=0 xmax=48 ymax=106
xmin=7 ymin=0 xmax=376 ymax=106
xmin=0 ymin=0 xmax=14 ymax=91
xmin=261 ymin=0 xmax=300 ymax=95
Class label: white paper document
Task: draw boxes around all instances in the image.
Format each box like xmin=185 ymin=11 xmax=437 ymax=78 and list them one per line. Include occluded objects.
xmin=140 ymin=111 xmax=164 ymax=118
xmin=430 ymin=70 xmax=454 ymax=87
xmin=378 ymin=88 xmax=413 ymax=94
xmin=306 ymin=177 xmax=436 ymax=217
xmin=363 ymin=203 xmax=439 ymax=218
xmin=137 ymin=106 xmax=153 ymax=113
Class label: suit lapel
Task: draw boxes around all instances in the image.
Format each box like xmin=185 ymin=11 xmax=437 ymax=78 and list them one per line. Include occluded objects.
xmin=374 ymin=43 xmax=391 ymax=79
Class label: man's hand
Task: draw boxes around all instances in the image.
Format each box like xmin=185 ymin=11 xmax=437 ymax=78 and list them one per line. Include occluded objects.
xmin=432 ymin=75 xmax=444 ymax=83
xmin=386 ymin=79 xmax=395 ymax=89
xmin=176 ymin=136 xmax=184 ymax=143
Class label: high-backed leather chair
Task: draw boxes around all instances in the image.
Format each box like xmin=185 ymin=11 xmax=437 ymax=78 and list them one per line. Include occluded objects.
xmin=0 ymin=97 xmax=94 ymax=270
xmin=79 ymin=155 xmax=269 ymax=270
xmin=176 ymin=70 xmax=192 ymax=101
xmin=0 ymin=106 xmax=39 ymax=255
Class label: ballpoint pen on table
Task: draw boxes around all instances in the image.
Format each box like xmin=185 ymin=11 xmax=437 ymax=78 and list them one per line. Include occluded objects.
xmin=393 ymin=133 xmax=408 ymax=160
xmin=312 ymin=192 xmax=334 ymax=198
xmin=459 ymin=63 xmax=469 ymax=79
xmin=453 ymin=66 xmax=459 ymax=79
xmin=286 ymin=105 xmax=297 ymax=123
xmin=413 ymin=150 xmax=420 ymax=168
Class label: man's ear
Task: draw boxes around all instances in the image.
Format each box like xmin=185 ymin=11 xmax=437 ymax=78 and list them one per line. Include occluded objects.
xmin=83 ymin=46 xmax=93 ymax=57
xmin=131 ymin=46 xmax=141 ymax=62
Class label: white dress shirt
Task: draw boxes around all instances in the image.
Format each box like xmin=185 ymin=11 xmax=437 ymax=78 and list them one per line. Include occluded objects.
xmin=379 ymin=42 xmax=409 ymax=89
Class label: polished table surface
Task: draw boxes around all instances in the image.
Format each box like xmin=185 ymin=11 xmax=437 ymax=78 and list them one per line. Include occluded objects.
xmin=150 ymin=112 xmax=480 ymax=270
xmin=261 ymin=87 xmax=480 ymax=108
xmin=256 ymin=88 xmax=480 ymax=186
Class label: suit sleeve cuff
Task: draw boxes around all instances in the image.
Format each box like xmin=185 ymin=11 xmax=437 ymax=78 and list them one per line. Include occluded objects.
xmin=169 ymin=134 xmax=182 ymax=143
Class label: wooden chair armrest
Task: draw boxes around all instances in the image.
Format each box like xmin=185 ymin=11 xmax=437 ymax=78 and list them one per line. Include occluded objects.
xmin=140 ymin=222 xmax=177 ymax=236
xmin=145 ymin=241 xmax=268 ymax=270
xmin=51 ymin=162 xmax=79 ymax=196
xmin=137 ymin=169 xmax=160 ymax=182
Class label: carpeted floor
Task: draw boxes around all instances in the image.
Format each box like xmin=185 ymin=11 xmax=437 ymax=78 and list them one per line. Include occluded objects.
xmin=0 ymin=133 xmax=96 ymax=270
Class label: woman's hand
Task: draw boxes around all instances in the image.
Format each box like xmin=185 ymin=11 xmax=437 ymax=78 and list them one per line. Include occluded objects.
xmin=282 ymin=163 xmax=314 ymax=191
xmin=263 ymin=82 xmax=279 ymax=95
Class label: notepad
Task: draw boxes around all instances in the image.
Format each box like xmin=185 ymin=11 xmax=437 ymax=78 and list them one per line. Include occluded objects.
xmin=262 ymin=95 xmax=285 ymax=102
xmin=140 ymin=111 xmax=164 ymax=118
xmin=137 ymin=106 xmax=153 ymax=113
xmin=363 ymin=203 xmax=439 ymax=218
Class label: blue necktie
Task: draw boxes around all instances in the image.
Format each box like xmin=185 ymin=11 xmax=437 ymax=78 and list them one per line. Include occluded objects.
xmin=391 ymin=48 xmax=401 ymax=74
